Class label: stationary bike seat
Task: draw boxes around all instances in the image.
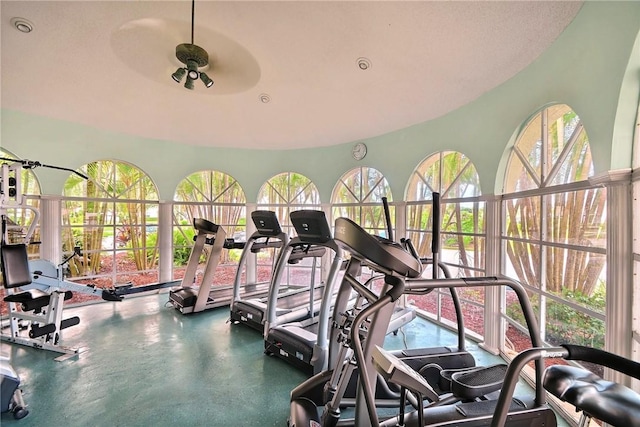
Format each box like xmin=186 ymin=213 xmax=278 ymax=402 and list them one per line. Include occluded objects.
xmin=543 ymin=365 xmax=640 ymax=427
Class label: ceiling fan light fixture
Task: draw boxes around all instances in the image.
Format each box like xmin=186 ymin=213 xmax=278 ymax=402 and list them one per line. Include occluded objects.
xmin=200 ymin=72 xmax=213 ymax=88
xmin=172 ymin=67 xmax=186 ymax=83
xmin=171 ymin=0 xmax=214 ymax=90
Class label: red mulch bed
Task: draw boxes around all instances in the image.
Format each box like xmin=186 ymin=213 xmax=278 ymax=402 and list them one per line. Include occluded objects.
xmin=0 ymin=254 xmax=603 ymax=376
xmin=0 ymin=254 xmax=275 ymax=315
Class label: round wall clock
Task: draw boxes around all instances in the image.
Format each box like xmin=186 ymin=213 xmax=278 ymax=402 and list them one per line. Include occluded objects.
xmin=352 ymin=142 xmax=367 ymax=161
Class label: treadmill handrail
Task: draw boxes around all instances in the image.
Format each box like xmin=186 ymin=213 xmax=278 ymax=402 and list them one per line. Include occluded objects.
xmin=263 ymin=238 xmax=343 ymax=332
xmin=231 ymin=227 xmax=289 ymax=302
xmin=264 ymin=212 xmax=343 ymax=335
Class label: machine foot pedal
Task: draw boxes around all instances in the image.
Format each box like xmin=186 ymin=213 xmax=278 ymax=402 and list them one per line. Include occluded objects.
xmin=451 ymin=364 xmax=507 ymax=400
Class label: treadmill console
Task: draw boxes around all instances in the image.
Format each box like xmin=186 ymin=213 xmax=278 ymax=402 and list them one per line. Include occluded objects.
xmin=290 ymin=210 xmax=332 ymax=244
xmin=252 ymin=210 xmax=283 ymax=236
xmin=372 ymin=345 xmax=438 ymax=400
xmin=193 ymin=218 xmax=219 ymax=234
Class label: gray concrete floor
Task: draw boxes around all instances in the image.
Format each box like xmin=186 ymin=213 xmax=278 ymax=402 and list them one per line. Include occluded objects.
xmin=1 ymin=294 xmax=568 ymax=427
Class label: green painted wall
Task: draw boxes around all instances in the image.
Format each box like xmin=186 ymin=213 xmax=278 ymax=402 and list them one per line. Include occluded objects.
xmin=2 ymin=1 xmax=639 ymax=201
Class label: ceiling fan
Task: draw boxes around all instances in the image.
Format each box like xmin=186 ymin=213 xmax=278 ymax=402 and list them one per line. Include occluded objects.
xmin=170 ymin=0 xmax=213 ymax=90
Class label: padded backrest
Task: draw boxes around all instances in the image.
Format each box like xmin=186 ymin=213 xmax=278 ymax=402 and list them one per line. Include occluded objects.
xmin=1 ymin=244 xmax=32 ymax=288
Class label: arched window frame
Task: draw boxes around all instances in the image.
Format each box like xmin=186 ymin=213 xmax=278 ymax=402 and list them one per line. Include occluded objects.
xmin=331 ymin=166 xmax=393 ymax=237
xmin=61 ymin=160 xmax=160 ymax=288
xmin=257 ymin=171 xmax=321 ymax=286
xmin=501 ymin=104 xmax=607 ymax=361
xmin=405 ymin=150 xmax=486 ymax=338
xmin=257 ymin=171 xmax=320 ymax=235
xmin=173 ymin=170 xmax=246 ymax=283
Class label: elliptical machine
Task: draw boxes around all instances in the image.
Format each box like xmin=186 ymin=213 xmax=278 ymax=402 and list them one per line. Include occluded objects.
xmin=288 ymin=216 xmax=555 ymax=427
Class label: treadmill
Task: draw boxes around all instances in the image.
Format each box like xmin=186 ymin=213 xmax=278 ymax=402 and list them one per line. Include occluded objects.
xmin=264 ymin=210 xmax=344 ymax=374
xmin=230 ymin=211 xmax=331 ymax=333
xmin=263 ymin=210 xmax=417 ymax=374
xmin=168 ymin=218 xmax=244 ymax=314
xmin=230 ymin=210 xmax=288 ymax=310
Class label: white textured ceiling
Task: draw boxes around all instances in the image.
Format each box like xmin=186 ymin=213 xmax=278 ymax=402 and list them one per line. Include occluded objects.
xmin=1 ymin=1 xmax=583 ymax=150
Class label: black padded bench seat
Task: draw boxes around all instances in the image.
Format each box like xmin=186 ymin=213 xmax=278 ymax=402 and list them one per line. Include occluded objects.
xmin=1 ymin=244 xmax=32 ymax=288
xmin=544 ymin=365 xmax=640 ymax=427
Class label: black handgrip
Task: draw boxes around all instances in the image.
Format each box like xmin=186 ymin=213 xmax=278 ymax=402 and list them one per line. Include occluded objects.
xmin=382 ymin=197 xmax=393 ymax=241
xmin=562 ymin=344 xmax=640 ymax=380
xmin=431 ymin=192 xmax=440 ymax=254
xmin=402 ymin=238 xmax=421 ymax=263
xmin=385 ymin=275 xmax=405 ymax=301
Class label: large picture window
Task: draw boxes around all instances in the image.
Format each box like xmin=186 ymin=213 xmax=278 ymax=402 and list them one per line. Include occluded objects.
xmin=257 ymin=172 xmax=320 ymax=232
xmin=257 ymin=172 xmax=321 ymax=288
xmin=173 ymin=170 xmax=246 ymax=283
xmin=61 ymin=160 xmax=159 ymax=289
xmin=406 ymin=151 xmax=486 ymax=337
xmin=501 ymin=104 xmax=606 ymax=362
xmin=331 ymin=167 xmax=392 ymax=236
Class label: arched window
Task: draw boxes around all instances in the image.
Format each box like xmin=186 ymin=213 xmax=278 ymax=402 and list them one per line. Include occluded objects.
xmin=331 ymin=167 xmax=392 ymax=236
xmin=502 ymin=104 xmax=606 ymax=357
xmin=257 ymin=172 xmax=320 ymax=287
xmin=0 ymin=150 xmax=41 ymax=253
xmin=62 ymin=160 xmax=159 ymax=288
xmin=173 ymin=170 xmax=246 ymax=283
xmin=257 ymin=172 xmax=320 ymax=234
xmin=406 ymin=151 xmax=485 ymax=337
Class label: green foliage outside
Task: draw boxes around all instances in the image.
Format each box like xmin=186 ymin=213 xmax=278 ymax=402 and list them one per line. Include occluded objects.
xmin=173 ymin=227 xmax=197 ymax=266
xmin=442 ymin=207 xmax=481 ymax=248
xmin=545 ymin=286 xmax=605 ymax=348
xmin=506 ymin=284 xmax=605 ymax=349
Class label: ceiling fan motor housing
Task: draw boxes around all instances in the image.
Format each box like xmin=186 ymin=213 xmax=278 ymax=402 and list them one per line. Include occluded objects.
xmin=175 ymin=43 xmax=209 ymax=67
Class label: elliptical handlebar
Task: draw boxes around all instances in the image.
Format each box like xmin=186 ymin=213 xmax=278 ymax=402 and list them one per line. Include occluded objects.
xmin=382 ymin=196 xmax=394 ymax=242
xmin=431 ymin=192 xmax=440 ymax=255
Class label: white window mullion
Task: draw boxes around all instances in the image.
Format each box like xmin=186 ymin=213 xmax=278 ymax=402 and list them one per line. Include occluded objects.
xmin=541 ymin=108 xmax=549 ymax=184
xmin=590 ymin=169 xmax=632 ymax=385
xmin=158 ymin=200 xmax=173 ymax=283
xmin=539 ymin=194 xmax=547 ymax=341
xmin=481 ymin=195 xmax=502 ymax=354
xmin=543 ymin=122 xmax=583 ymax=187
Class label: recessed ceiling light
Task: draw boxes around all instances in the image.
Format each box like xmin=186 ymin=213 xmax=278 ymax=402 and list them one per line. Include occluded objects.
xmin=11 ymin=17 xmax=33 ymax=33
xmin=259 ymin=93 xmax=271 ymax=104
xmin=356 ymin=57 xmax=371 ymax=71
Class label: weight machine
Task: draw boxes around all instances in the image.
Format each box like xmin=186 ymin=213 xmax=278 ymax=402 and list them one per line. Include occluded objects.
xmin=0 ymin=157 xmax=123 ymax=359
